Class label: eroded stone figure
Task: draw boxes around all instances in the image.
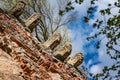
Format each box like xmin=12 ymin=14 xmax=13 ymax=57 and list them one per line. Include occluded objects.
xmin=43 ymin=33 xmax=61 ymax=50
xmin=53 ymin=43 xmax=72 ymax=61
xmin=25 ymin=13 xmax=40 ymax=32
xmin=66 ymin=52 xmax=83 ymax=67
xmin=10 ymin=0 xmax=26 ymax=17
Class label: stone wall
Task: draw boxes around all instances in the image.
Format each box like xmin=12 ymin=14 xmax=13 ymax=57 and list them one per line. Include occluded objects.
xmin=0 ymin=1 xmax=86 ymax=80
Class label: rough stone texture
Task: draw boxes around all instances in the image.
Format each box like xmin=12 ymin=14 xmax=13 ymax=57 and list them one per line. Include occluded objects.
xmin=25 ymin=13 xmax=40 ymax=32
xmin=43 ymin=33 xmax=61 ymax=50
xmin=0 ymin=49 xmax=25 ymax=80
xmin=66 ymin=53 xmax=83 ymax=68
xmin=0 ymin=8 xmax=86 ymax=80
xmin=10 ymin=0 xmax=26 ymax=17
xmin=53 ymin=43 xmax=72 ymax=61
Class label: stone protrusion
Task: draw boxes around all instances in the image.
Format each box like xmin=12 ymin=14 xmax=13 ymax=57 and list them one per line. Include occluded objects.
xmin=53 ymin=43 xmax=72 ymax=61
xmin=66 ymin=53 xmax=83 ymax=67
xmin=25 ymin=13 xmax=40 ymax=32
xmin=42 ymin=33 xmax=61 ymax=50
xmin=10 ymin=0 xmax=26 ymax=17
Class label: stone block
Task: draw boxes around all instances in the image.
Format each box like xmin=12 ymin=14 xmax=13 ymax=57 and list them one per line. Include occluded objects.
xmin=53 ymin=43 xmax=72 ymax=61
xmin=66 ymin=53 xmax=83 ymax=67
xmin=42 ymin=33 xmax=61 ymax=50
xmin=25 ymin=13 xmax=40 ymax=32
xmin=10 ymin=0 xmax=26 ymax=17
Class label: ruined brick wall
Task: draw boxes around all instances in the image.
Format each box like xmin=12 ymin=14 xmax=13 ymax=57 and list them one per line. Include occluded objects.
xmin=0 ymin=1 xmax=86 ymax=80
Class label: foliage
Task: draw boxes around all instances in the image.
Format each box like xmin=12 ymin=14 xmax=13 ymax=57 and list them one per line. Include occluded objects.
xmin=85 ymin=0 xmax=120 ymax=80
xmin=66 ymin=0 xmax=120 ymax=79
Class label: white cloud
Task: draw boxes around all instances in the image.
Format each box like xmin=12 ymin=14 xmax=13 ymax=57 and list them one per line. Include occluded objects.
xmin=69 ymin=0 xmax=119 ymax=76
xmin=72 ymin=0 xmax=91 ymax=18
xmin=90 ymin=64 xmax=102 ymax=75
xmin=68 ymin=29 xmax=76 ymax=41
xmin=90 ymin=0 xmax=119 ymax=23
xmin=88 ymin=34 xmax=118 ymax=75
xmin=68 ymin=27 xmax=87 ymax=56
xmin=98 ymin=37 xmax=117 ymax=66
xmin=87 ymin=60 xmax=92 ymax=66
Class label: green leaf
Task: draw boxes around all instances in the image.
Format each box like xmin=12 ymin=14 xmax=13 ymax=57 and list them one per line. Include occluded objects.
xmin=91 ymin=0 xmax=95 ymax=4
xmin=75 ymin=0 xmax=84 ymax=4
xmin=102 ymin=30 xmax=106 ymax=34
xmin=105 ymin=8 xmax=111 ymax=15
xmin=100 ymin=10 xmax=105 ymax=15
xmin=84 ymin=16 xmax=89 ymax=22
xmin=75 ymin=0 xmax=78 ymax=3
xmin=89 ymin=73 xmax=93 ymax=77
xmin=104 ymin=66 xmax=108 ymax=70
xmin=93 ymin=23 xmax=97 ymax=27
xmin=96 ymin=41 xmax=100 ymax=49
xmin=67 ymin=2 xmax=71 ymax=6
xmin=66 ymin=7 xmax=70 ymax=12
xmin=108 ymin=4 xmax=111 ymax=6
xmin=87 ymin=7 xmax=94 ymax=13
xmin=107 ymin=33 xmax=112 ymax=38
xmin=59 ymin=10 xmax=64 ymax=16
xmin=114 ymin=2 xmax=120 ymax=7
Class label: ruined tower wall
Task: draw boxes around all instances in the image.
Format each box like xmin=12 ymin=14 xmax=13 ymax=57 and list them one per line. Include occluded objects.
xmin=0 ymin=1 xmax=86 ymax=80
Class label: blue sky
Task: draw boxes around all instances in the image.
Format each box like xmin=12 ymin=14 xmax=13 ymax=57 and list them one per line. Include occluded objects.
xmin=67 ymin=5 xmax=101 ymax=74
xmin=0 ymin=0 xmax=119 ymax=79
xmin=67 ymin=0 xmax=119 ymax=79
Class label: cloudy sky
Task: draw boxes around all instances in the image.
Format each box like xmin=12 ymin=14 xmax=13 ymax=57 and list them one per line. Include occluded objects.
xmin=0 ymin=0 xmax=119 ymax=79
xmin=67 ymin=0 xmax=119 ymax=79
